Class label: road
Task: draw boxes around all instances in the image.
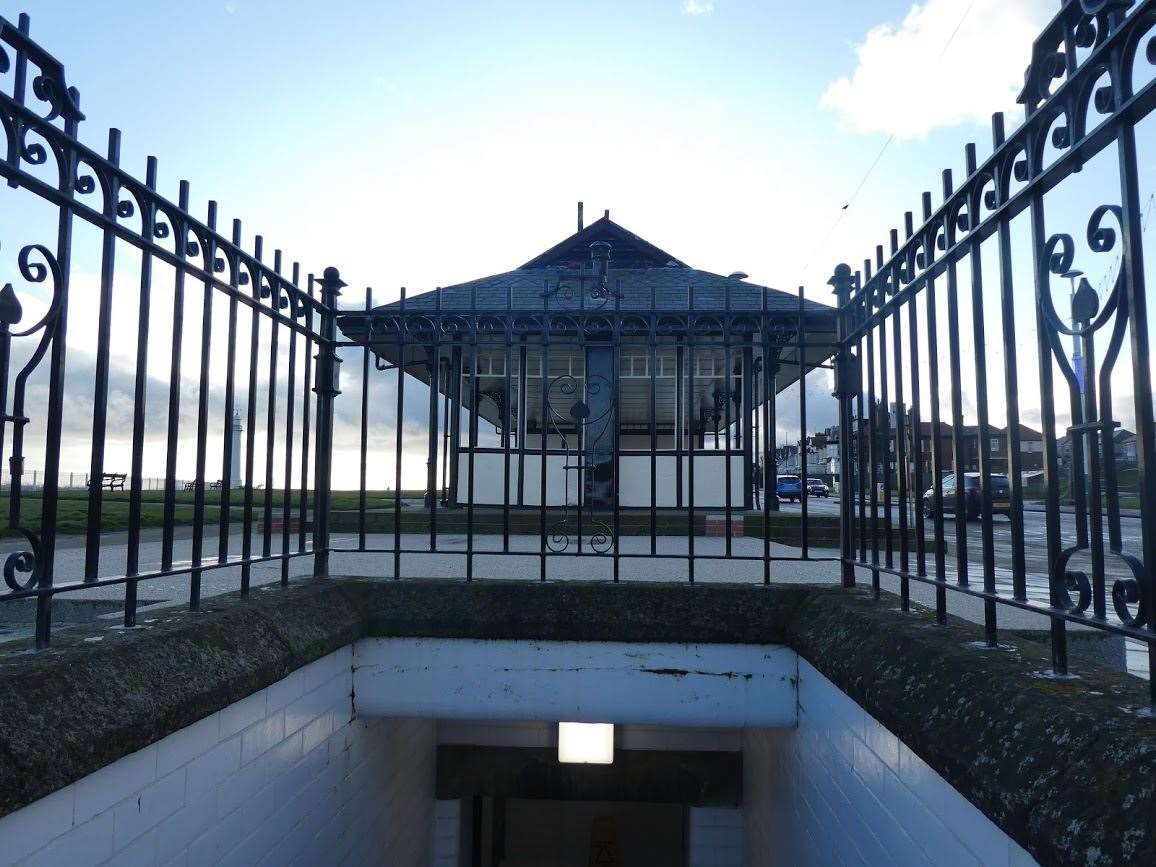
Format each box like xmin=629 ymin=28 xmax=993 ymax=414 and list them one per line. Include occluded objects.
xmin=782 ymin=496 xmax=1145 ymax=594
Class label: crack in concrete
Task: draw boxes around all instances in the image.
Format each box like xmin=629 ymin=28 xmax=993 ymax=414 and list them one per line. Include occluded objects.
xmin=639 ymin=667 xmax=755 ymax=680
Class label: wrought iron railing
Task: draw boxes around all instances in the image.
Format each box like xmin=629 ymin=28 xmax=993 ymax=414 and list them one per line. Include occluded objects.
xmin=833 ymin=0 xmax=1156 ymax=708
xmin=5 ymin=1 xmax=1152 ymax=717
xmin=0 ymin=11 xmax=842 ymax=649
xmin=0 ymin=13 xmax=336 ymax=646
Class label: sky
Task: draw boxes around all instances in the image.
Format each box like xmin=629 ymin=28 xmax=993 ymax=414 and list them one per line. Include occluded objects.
xmin=0 ymin=0 xmax=1150 ymax=490
xmin=4 ymin=0 xmax=1057 ymax=293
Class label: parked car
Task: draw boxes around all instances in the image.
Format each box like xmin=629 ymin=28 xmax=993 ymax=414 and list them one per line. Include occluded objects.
xmin=776 ymin=474 xmax=802 ymax=503
xmin=923 ymin=472 xmax=1012 ymax=521
xmin=806 ymin=478 xmax=830 ymax=498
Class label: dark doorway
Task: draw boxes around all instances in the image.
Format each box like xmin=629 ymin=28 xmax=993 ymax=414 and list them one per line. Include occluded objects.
xmin=468 ymin=798 xmax=685 ymax=867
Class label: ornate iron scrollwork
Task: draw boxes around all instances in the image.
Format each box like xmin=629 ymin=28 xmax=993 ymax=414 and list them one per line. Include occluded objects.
xmin=541 ymin=241 xmax=623 ymax=309
xmin=544 ymin=371 xmax=615 ymax=554
xmin=1040 ymin=205 xmax=1149 ymax=627
xmin=475 ymin=385 xmax=515 ymax=437
xmin=0 ymin=16 xmax=85 ymax=123
xmin=0 ymin=243 xmax=63 ymax=592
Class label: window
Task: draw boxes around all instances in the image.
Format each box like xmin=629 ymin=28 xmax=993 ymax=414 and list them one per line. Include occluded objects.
xmin=624 ymin=353 xmax=675 ymax=379
xmin=620 ymin=355 xmax=648 ymax=377
xmin=461 ymin=355 xmax=505 ymax=376
xmin=991 ymin=436 xmax=1001 ymax=453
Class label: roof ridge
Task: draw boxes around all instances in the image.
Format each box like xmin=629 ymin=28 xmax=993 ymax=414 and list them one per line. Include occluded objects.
xmin=520 ymin=215 xmax=688 ymax=269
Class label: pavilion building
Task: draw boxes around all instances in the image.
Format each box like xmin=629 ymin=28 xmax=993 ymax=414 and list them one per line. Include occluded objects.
xmin=337 ymin=209 xmax=837 ymax=513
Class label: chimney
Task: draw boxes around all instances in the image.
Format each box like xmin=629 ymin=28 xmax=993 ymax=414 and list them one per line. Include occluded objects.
xmin=577 ymin=201 xmax=584 ymax=232
xmin=590 ymin=241 xmax=612 ymax=284
xmin=604 ymin=209 xmax=610 ymax=220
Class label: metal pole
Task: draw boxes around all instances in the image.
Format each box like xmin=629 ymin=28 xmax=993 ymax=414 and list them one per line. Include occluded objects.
xmin=312 ymin=266 xmax=344 ymax=579
xmin=830 ymin=264 xmax=856 ymax=587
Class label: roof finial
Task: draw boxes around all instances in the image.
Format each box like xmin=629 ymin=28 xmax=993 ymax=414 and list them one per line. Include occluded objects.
xmin=577 ymin=201 xmax=584 ymax=232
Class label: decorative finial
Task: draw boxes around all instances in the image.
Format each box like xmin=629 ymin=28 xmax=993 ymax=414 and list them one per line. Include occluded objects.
xmin=319 ymin=266 xmax=346 ymax=295
xmin=828 ymin=263 xmax=854 ymax=304
xmin=0 ymin=282 xmax=22 ymax=327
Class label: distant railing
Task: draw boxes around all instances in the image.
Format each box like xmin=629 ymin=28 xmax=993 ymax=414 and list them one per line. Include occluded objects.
xmin=832 ymin=0 xmax=1155 ymax=709
xmin=0 ymin=471 xmax=195 ymax=490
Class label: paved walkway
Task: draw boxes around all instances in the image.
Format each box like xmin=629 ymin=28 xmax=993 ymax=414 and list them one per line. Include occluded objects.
xmin=1 ymin=526 xmax=1148 ymax=679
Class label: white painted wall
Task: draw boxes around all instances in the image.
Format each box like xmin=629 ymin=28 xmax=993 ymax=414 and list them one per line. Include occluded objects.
xmin=742 ymin=659 xmax=1038 ymax=867
xmin=617 ymin=453 xmax=747 ymax=508
xmin=457 ymin=452 xmax=747 ymax=507
xmin=688 ymin=807 xmax=743 ymax=867
xmin=355 ymin=638 xmax=797 ymax=727
xmin=0 ymin=648 xmax=437 ymax=867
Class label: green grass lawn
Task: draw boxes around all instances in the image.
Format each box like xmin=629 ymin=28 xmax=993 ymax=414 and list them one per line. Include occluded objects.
xmin=0 ymin=472 xmax=1137 ymax=538
xmin=1022 ymin=466 xmax=1139 ymax=506
xmin=0 ymin=488 xmax=426 ymax=536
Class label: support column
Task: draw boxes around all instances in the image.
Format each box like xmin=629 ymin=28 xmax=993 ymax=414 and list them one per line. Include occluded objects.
xmin=447 ymin=344 xmax=463 ymax=507
xmin=675 ymin=340 xmax=684 ymax=508
xmin=517 ymin=342 xmax=528 ymax=506
xmin=425 ymin=346 xmax=440 ymax=510
xmin=830 ymin=264 xmax=857 ymax=587
xmin=765 ymin=351 xmax=780 ymax=510
xmin=312 ymin=266 xmax=345 ymax=580
xmin=741 ymin=344 xmax=753 ymax=510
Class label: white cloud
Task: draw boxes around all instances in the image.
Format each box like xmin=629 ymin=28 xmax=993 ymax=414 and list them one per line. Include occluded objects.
xmin=682 ymin=0 xmax=715 ymax=15
xmin=821 ymin=0 xmax=1053 ymax=140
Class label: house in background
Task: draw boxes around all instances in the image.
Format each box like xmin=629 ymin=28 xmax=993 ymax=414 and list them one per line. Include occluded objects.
xmin=836 ymin=410 xmax=1044 ymax=491
xmin=1058 ymin=427 xmax=1137 ymax=469
xmin=957 ymin=424 xmax=1044 ymax=474
xmin=1113 ymin=429 xmax=1138 ymax=467
xmin=774 ymin=431 xmax=836 ymax=479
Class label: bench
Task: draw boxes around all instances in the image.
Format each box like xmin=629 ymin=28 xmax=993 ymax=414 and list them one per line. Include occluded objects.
xmin=87 ymin=472 xmax=126 ymax=492
xmin=184 ymin=480 xmax=226 ymax=491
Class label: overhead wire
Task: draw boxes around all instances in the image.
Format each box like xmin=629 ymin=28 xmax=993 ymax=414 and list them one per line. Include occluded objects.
xmin=800 ymin=0 xmax=978 ymax=281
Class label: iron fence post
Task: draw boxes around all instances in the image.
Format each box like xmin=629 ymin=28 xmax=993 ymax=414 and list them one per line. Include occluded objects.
xmin=312 ymin=266 xmax=344 ymax=579
xmin=830 ymin=264 xmax=857 ymax=588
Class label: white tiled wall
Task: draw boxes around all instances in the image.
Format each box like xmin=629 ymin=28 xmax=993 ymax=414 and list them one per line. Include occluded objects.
xmin=430 ymin=799 xmax=462 ymax=867
xmin=743 ymin=659 xmax=1038 ymax=867
xmin=0 ymin=648 xmax=436 ymax=867
xmin=687 ymin=807 xmax=743 ymax=867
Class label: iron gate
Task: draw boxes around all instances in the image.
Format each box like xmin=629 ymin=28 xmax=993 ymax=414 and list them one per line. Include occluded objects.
xmin=831 ymin=0 xmax=1156 ymax=706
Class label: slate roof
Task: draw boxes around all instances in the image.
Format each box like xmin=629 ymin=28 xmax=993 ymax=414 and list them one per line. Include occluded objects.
xmin=379 ymin=265 xmax=829 ymax=314
xmin=371 ymin=215 xmax=835 ymax=317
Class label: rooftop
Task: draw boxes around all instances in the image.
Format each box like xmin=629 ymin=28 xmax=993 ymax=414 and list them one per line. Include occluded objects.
xmin=368 ymin=214 xmax=835 ymax=316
